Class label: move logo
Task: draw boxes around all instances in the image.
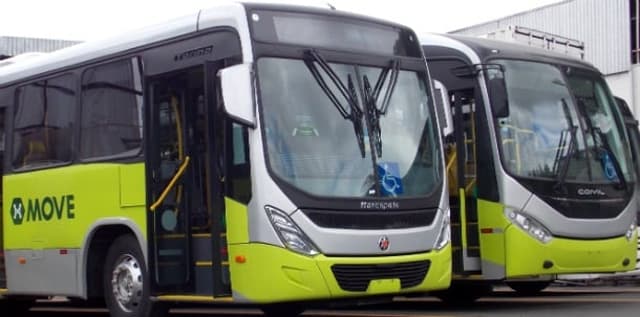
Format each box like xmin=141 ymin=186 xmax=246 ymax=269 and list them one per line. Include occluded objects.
xmin=11 ymin=195 xmax=76 ymax=225
xmin=11 ymin=198 xmax=25 ymax=225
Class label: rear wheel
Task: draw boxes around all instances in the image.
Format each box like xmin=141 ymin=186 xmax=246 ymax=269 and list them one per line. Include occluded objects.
xmin=103 ymin=234 xmax=168 ymax=317
xmin=506 ymin=281 xmax=551 ymax=296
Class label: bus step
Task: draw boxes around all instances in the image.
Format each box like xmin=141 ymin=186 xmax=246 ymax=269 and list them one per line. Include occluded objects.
xmin=191 ymin=233 xmax=228 ymax=263
xmin=0 ymin=252 xmax=7 ymax=288
xmin=158 ymin=232 xmax=226 ymax=239
xmin=194 ymin=265 xmax=231 ymax=295
xmin=195 ymin=261 xmax=229 ymax=267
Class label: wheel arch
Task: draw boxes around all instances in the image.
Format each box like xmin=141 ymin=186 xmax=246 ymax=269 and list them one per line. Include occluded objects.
xmin=79 ymin=219 xmax=147 ymax=299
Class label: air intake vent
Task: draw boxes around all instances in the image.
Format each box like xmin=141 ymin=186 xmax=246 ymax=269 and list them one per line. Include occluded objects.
xmin=303 ymin=209 xmax=437 ymax=229
xmin=331 ymin=260 xmax=430 ymax=292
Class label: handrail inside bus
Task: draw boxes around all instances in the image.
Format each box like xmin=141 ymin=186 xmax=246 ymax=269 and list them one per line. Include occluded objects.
xmin=172 ymin=96 xmax=185 ymax=207
xmin=150 ymin=156 xmax=191 ymax=212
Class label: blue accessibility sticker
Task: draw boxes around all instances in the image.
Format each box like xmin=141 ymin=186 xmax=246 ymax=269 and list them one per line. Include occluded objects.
xmin=377 ymin=162 xmax=404 ymax=197
xmin=600 ymin=151 xmax=618 ymax=181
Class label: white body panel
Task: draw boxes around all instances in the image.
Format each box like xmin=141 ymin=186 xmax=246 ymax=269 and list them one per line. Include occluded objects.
xmin=0 ymin=2 xmax=254 ymax=85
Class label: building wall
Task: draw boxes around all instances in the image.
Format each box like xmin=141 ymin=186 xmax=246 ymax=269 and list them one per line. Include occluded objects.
xmin=451 ymin=0 xmax=630 ymax=75
xmin=631 ymin=65 xmax=640 ymax=116
xmin=606 ymin=72 xmax=633 ymax=105
xmin=0 ymin=36 xmax=79 ymax=59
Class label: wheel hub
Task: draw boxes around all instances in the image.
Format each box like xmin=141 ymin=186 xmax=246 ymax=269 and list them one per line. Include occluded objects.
xmin=111 ymin=254 xmax=143 ymax=312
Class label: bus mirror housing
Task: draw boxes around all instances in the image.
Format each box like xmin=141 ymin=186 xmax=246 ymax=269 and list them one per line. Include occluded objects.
xmin=486 ymin=66 xmax=510 ymax=118
xmin=433 ymin=80 xmax=453 ymax=137
xmin=219 ymin=63 xmax=256 ymax=127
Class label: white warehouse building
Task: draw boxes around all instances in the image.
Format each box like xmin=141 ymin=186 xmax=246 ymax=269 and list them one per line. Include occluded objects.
xmin=0 ymin=36 xmax=79 ymax=61
xmin=450 ymin=0 xmax=640 ymax=116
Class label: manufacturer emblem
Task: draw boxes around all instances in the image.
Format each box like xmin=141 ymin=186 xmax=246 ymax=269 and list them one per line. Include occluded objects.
xmin=577 ymin=188 xmax=606 ymax=196
xmin=378 ymin=236 xmax=390 ymax=251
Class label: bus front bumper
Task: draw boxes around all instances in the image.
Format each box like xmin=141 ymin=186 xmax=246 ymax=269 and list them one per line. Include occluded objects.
xmin=227 ymin=243 xmax=451 ymax=304
xmin=505 ymin=225 xmax=637 ymax=278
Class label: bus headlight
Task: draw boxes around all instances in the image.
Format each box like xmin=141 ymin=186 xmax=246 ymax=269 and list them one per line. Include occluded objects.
xmin=625 ymin=222 xmax=636 ymax=241
xmin=434 ymin=213 xmax=450 ymax=250
xmin=508 ymin=211 xmax=552 ymax=244
xmin=265 ymin=206 xmax=319 ymax=256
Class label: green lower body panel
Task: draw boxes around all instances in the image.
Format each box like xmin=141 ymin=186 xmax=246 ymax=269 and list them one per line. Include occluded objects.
xmin=505 ymin=225 xmax=637 ymax=277
xmin=228 ymin=243 xmax=451 ymax=303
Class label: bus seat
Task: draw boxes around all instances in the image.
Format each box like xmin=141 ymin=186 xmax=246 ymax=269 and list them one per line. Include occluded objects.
xmin=23 ymin=140 xmax=47 ymax=166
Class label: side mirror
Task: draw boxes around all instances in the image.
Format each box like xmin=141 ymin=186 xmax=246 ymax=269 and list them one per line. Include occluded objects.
xmin=219 ymin=63 xmax=256 ymax=127
xmin=486 ymin=67 xmax=510 ymax=118
xmin=433 ymin=80 xmax=453 ymax=137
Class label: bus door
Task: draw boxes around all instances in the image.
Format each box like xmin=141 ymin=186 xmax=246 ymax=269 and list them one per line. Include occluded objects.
xmin=450 ymin=90 xmax=482 ymax=273
xmin=204 ymin=61 xmax=231 ymax=297
xmin=0 ymin=106 xmax=5 ymax=289
xmin=428 ymin=58 xmax=483 ymax=274
xmin=146 ymin=63 xmax=229 ymax=296
xmin=146 ymin=69 xmax=195 ymax=291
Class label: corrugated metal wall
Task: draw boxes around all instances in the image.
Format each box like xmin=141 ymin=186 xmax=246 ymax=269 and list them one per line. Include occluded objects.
xmin=451 ymin=0 xmax=630 ymax=75
xmin=0 ymin=36 xmax=79 ymax=57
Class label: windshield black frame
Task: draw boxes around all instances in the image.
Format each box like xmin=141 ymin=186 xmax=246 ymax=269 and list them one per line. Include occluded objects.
xmin=484 ymin=57 xmax=633 ymax=218
xmin=565 ymin=68 xmax=633 ymax=185
xmin=488 ymin=59 xmax=633 ymax=184
xmin=252 ymin=43 xmax=443 ymax=211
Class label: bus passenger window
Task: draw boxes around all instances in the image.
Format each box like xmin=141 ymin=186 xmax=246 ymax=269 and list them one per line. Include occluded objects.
xmin=13 ymin=75 xmax=75 ymax=168
xmin=80 ymin=57 xmax=143 ymax=160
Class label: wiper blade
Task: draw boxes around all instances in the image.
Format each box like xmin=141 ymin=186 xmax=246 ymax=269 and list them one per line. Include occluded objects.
xmin=303 ymin=49 xmax=366 ymax=157
xmin=363 ymin=59 xmax=400 ymax=157
xmin=553 ymin=127 xmax=577 ymax=190
xmin=372 ymin=59 xmax=400 ymax=115
xmin=553 ymin=99 xmax=578 ymax=190
xmin=578 ymin=99 xmax=627 ymax=189
xmin=347 ymin=74 xmax=366 ymax=158
xmin=363 ymin=75 xmax=382 ymax=157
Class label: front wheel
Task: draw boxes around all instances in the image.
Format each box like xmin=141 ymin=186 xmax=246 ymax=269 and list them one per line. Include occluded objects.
xmin=0 ymin=298 xmax=34 ymax=315
xmin=432 ymin=282 xmax=493 ymax=306
xmin=506 ymin=281 xmax=551 ymax=296
xmin=103 ymin=234 xmax=168 ymax=317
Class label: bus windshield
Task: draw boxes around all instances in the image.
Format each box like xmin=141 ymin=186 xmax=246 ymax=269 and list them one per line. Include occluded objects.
xmin=258 ymin=57 xmax=440 ymax=198
xmin=495 ymin=59 xmax=632 ymax=185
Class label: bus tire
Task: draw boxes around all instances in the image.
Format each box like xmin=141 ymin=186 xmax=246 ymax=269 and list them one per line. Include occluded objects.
xmin=103 ymin=234 xmax=168 ymax=317
xmin=0 ymin=298 xmax=33 ymax=315
xmin=432 ymin=282 xmax=492 ymax=306
xmin=506 ymin=281 xmax=550 ymax=296
xmin=260 ymin=303 xmax=305 ymax=317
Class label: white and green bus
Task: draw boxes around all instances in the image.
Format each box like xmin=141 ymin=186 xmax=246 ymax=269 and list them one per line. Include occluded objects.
xmin=422 ymin=34 xmax=637 ymax=300
xmin=0 ymin=3 xmax=451 ymax=317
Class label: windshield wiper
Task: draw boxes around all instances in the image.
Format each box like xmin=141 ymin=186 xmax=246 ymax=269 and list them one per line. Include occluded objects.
xmin=303 ymin=50 xmax=366 ymax=157
xmin=553 ymin=99 xmax=578 ymax=190
xmin=362 ymin=59 xmax=400 ymax=157
xmin=582 ymin=110 xmax=628 ymax=190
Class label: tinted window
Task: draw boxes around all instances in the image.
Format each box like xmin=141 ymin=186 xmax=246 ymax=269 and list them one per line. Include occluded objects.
xmin=13 ymin=75 xmax=75 ymax=168
xmin=81 ymin=58 xmax=143 ymax=159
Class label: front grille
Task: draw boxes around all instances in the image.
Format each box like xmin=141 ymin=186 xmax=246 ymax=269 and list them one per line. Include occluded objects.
xmin=331 ymin=260 xmax=430 ymax=292
xmin=303 ymin=209 xmax=437 ymax=229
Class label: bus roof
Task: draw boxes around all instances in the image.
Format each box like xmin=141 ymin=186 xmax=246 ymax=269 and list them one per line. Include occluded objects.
xmin=422 ymin=33 xmax=600 ymax=74
xmin=0 ymin=2 xmax=416 ymax=87
xmin=0 ymin=8 xmax=203 ymax=86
